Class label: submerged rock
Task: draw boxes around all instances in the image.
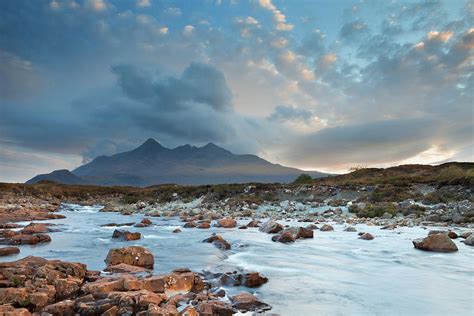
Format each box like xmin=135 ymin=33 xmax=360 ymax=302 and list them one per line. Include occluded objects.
xmin=259 ymin=220 xmax=283 ymax=234
xmin=134 ymin=218 xmax=152 ymax=227
xmin=7 ymin=233 xmax=51 ymax=245
xmin=344 ymin=226 xmax=357 ymax=232
xmin=413 ymin=234 xmax=458 ymax=252
xmin=320 ymin=224 xmax=334 ymax=231
xmin=105 ymin=246 xmax=154 ymax=269
xmin=202 ymin=234 xmax=231 ymax=250
xmin=359 ymin=232 xmax=374 ymax=240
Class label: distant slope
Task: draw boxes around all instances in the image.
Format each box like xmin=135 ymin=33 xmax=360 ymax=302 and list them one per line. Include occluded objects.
xmin=26 ymin=169 xmax=86 ymax=185
xmin=27 ymin=138 xmax=328 ymax=186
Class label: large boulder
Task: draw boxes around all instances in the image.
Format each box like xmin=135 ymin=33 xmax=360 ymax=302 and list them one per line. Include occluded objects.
xmin=272 ymin=227 xmax=313 ymax=243
xmin=320 ymin=224 xmax=334 ymax=232
xmin=112 ymin=229 xmax=141 ymax=241
xmin=202 ymin=234 xmax=231 ymax=250
xmin=21 ymin=223 xmax=54 ymax=234
xmin=413 ymin=234 xmax=458 ymax=252
xmin=217 ymin=218 xmax=237 ymax=228
xmin=359 ymin=232 xmax=374 ymax=240
xmin=259 ymin=220 xmax=283 ymax=234
xmin=464 ymin=234 xmax=474 ymax=246
xmin=7 ymin=233 xmax=51 ymax=245
xmin=105 ymin=246 xmax=154 ymax=269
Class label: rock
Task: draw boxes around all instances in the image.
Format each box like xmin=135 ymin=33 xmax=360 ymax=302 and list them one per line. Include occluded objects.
xmin=0 ymin=305 xmax=31 ymax=316
xmin=344 ymin=226 xmax=357 ymax=232
xmin=239 ymin=272 xmax=268 ymax=288
xmin=413 ymin=234 xmax=458 ymax=252
xmin=320 ymin=224 xmax=334 ymax=231
xmin=7 ymin=233 xmax=51 ymax=245
xmin=428 ymin=230 xmax=448 ymax=235
xmin=425 ymin=214 xmax=440 ymax=222
xmin=447 ymin=231 xmax=458 ymax=239
xmin=202 ymin=234 xmax=231 ymax=250
xmin=42 ymin=300 xmax=76 ymax=315
xmin=105 ymin=246 xmax=154 ymax=269
xmin=464 ymin=234 xmax=474 ymax=246
xmin=231 ymin=292 xmax=271 ymax=312
xmin=112 ymin=229 xmax=141 ymax=241
xmin=246 ymin=220 xmax=260 ymax=227
xmin=197 ymin=301 xmax=233 ymax=316
xmin=238 ymin=225 xmax=248 ymax=229
xmin=258 ymin=220 xmax=283 ymax=234
xmin=460 ymin=231 xmax=472 ymax=239
xmin=217 ymin=218 xmax=237 ymax=228
xmin=381 ymin=212 xmax=393 ymax=219
xmin=0 ymin=246 xmax=20 ymax=256
xmin=134 ymin=218 xmax=152 ymax=227
xmin=104 ymin=263 xmax=150 ymax=274
xmin=306 ymin=224 xmax=319 ymax=230
xmin=359 ymin=232 xmax=374 ymax=240
xmin=197 ymin=221 xmax=211 ymax=229
xmin=172 ymin=228 xmax=182 ymax=233
xmin=20 ymin=222 xmax=53 ymax=234
xmin=101 ymin=222 xmax=135 ymax=227
xmin=183 ymin=221 xmax=196 ymax=228
xmin=272 ymin=230 xmax=295 ymax=243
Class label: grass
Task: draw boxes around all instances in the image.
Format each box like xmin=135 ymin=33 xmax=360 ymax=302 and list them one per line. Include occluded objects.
xmin=350 ymin=202 xmax=398 ymax=218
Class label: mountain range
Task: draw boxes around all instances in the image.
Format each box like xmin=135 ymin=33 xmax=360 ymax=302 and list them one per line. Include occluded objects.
xmin=26 ymin=138 xmax=328 ymax=186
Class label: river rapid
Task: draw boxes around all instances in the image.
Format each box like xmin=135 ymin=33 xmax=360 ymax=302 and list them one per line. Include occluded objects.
xmin=1 ymin=204 xmax=473 ymax=316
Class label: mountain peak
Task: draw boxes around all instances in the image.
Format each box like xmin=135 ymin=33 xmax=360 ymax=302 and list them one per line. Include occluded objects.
xmin=142 ymin=138 xmax=161 ymax=147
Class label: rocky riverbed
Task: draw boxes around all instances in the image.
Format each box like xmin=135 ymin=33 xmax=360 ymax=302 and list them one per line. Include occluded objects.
xmin=0 ymin=197 xmax=473 ymax=315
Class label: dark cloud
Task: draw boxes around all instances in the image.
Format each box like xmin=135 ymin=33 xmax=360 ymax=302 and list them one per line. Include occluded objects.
xmin=267 ymin=105 xmax=313 ymax=123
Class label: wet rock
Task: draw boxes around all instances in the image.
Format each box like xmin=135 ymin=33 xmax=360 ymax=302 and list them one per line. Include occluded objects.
xmin=464 ymin=234 xmax=474 ymax=246
xmin=231 ymin=292 xmax=271 ymax=312
xmin=172 ymin=228 xmax=182 ymax=233
xmin=413 ymin=234 xmax=458 ymax=252
xmin=7 ymin=233 xmax=51 ymax=245
xmin=359 ymin=232 xmax=374 ymax=240
xmin=0 ymin=246 xmax=20 ymax=256
xmin=112 ymin=229 xmax=141 ymax=241
xmin=183 ymin=221 xmax=197 ymax=228
xmin=134 ymin=218 xmax=152 ymax=227
xmin=246 ymin=220 xmax=260 ymax=227
xmin=259 ymin=220 xmax=283 ymax=234
xmin=460 ymin=231 xmax=472 ymax=239
xmin=344 ymin=226 xmax=357 ymax=232
xmin=306 ymin=224 xmax=319 ymax=230
xmin=197 ymin=301 xmax=233 ymax=316
xmin=425 ymin=214 xmax=440 ymax=222
xmin=0 ymin=223 xmax=22 ymax=229
xmin=104 ymin=263 xmax=150 ymax=274
xmin=43 ymin=299 xmax=76 ymax=315
xmin=272 ymin=230 xmax=295 ymax=243
xmin=447 ymin=231 xmax=458 ymax=239
xmin=240 ymin=272 xmax=268 ymax=288
xmin=101 ymin=222 xmax=135 ymax=227
xmin=105 ymin=246 xmax=154 ymax=269
xmin=21 ymin=222 xmax=54 ymax=234
xmin=217 ymin=218 xmax=237 ymax=228
xmin=202 ymin=234 xmax=231 ymax=250
xmin=197 ymin=221 xmax=211 ymax=229
xmin=320 ymin=224 xmax=334 ymax=231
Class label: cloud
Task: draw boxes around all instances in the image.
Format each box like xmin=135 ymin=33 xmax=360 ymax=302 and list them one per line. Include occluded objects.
xmin=164 ymin=7 xmax=181 ymax=16
xmin=182 ymin=25 xmax=195 ymax=36
xmin=258 ymin=0 xmax=293 ymax=31
xmin=137 ymin=0 xmax=151 ymax=8
xmin=86 ymin=0 xmax=107 ymax=12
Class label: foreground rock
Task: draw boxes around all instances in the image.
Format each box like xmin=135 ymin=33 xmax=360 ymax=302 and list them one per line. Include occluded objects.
xmin=259 ymin=220 xmax=283 ymax=234
xmin=413 ymin=234 xmax=458 ymax=252
xmin=112 ymin=229 xmax=141 ymax=241
xmin=359 ymin=232 xmax=374 ymax=240
xmin=231 ymin=292 xmax=271 ymax=312
xmin=203 ymin=234 xmax=231 ymax=250
xmin=463 ymin=234 xmax=474 ymax=246
xmin=0 ymin=246 xmax=20 ymax=256
xmin=4 ymin=233 xmax=52 ymax=245
xmin=105 ymin=246 xmax=154 ymax=269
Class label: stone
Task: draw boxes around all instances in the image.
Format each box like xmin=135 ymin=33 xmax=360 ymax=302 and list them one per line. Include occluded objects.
xmin=413 ymin=234 xmax=458 ymax=252
xmin=359 ymin=232 xmax=374 ymax=240
xmin=230 ymin=292 xmax=271 ymax=312
xmin=197 ymin=301 xmax=233 ymax=316
xmin=172 ymin=228 xmax=182 ymax=233
xmin=42 ymin=300 xmax=75 ymax=316
xmin=217 ymin=218 xmax=237 ymax=228
xmin=112 ymin=229 xmax=141 ymax=241
xmin=7 ymin=233 xmax=51 ymax=245
xmin=105 ymin=246 xmax=154 ymax=269
xmin=104 ymin=263 xmax=150 ymax=274
xmin=320 ymin=224 xmax=334 ymax=231
xmin=258 ymin=220 xmax=283 ymax=234
xmin=20 ymin=223 xmax=53 ymax=234
xmin=183 ymin=221 xmax=196 ymax=228
xmin=246 ymin=220 xmax=260 ymax=227
xmin=239 ymin=272 xmax=268 ymax=288
xmin=447 ymin=231 xmax=458 ymax=239
xmin=0 ymin=305 xmax=31 ymax=316
xmin=0 ymin=246 xmax=20 ymax=256
xmin=202 ymin=234 xmax=231 ymax=250
xmin=134 ymin=218 xmax=152 ymax=227
xmin=464 ymin=234 xmax=474 ymax=246
xmin=272 ymin=230 xmax=295 ymax=243
xmin=197 ymin=221 xmax=211 ymax=229
xmin=460 ymin=231 xmax=472 ymax=239
xmin=343 ymin=226 xmax=357 ymax=232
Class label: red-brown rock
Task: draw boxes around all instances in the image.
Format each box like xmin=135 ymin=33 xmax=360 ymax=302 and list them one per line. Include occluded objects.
xmin=413 ymin=234 xmax=458 ymax=252
xmin=217 ymin=218 xmax=237 ymax=228
xmin=105 ymin=246 xmax=154 ymax=269
xmin=0 ymin=246 xmax=20 ymax=256
xmin=112 ymin=229 xmax=141 ymax=241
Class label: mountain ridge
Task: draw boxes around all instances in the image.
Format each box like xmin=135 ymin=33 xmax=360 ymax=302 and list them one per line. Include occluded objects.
xmin=27 ymin=138 xmax=328 ymax=186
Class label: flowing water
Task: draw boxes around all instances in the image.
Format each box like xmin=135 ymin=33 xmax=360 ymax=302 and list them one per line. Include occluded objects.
xmin=2 ymin=204 xmax=473 ymax=316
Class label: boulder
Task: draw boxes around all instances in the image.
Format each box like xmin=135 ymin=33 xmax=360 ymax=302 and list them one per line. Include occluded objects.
xmin=258 ymin=220 xmax=283 ymax=234
xmin=447 ymin=231 xmax=458 ymax=239
xmin=202 ymin=234 xmax=231 ymax=250
xmin=359 ymin=232 xmax=374 ymax=240
xmin=217 ymin=218 xmax=237 ymax=228
xmin=464 ymin=234 xmax=474 ymax=246
xmin=0 ymin=305 xmax=31 ymax=316
xmin=460 ymin=231 xmax=472 ymax=239
xmin=7 ymin=233 xmax=51 ymax=245
xmin=42 ymin=300 xmax=76 ymax=316
xmin=21 ymin=223 xmax=53 ymax=234
xmin=172 ymin=228 xmax=182 ymax=233
xmin=246 ymin=220 xmax=260 ymax=227
xmin=0 ymin=246 xmax=20 ymax=256
xmin=197 ymin=301 xmax=233 ymax=316
xmin=183 ymin=221 xmax=196 ymax=228
xmin=101 ymin=222 xmax=135 ymax=227
xmin=413 ymin=234 xmax=458 ymax=252
xmin=320 ymin=224 xmax=334 ymax=231
xmin=105 ymin=246 xmax=154 ymax=269
xmin=272 ymin=231 xmax=295 ymax=243
xmin=112 ymin=229 xmax=141 ymax=241
xmin=230 ymin=292 xmax=271 ymax=312
xmin=197 ymin=221 xmax=211 ymax=229
xmin=134 ymin=218 xmax=152 ymax=227
xmin=104 ymin=263 xmax=150 ymax=274
xmin=344 ymin=226 xmax=357 ymax=232
xmin=239 ymin=272 xmax=268 ymax=288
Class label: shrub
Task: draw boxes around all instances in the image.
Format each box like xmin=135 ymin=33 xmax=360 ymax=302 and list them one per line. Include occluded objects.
xmin=356 ymin=203 xmax=398 ymax=218
xmin=293 ymin=174 xmax=313 ymax=184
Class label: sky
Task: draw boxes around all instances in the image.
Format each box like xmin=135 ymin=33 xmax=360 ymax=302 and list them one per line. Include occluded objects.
xmin=0 ymin=0 xmax=473 ymax=182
